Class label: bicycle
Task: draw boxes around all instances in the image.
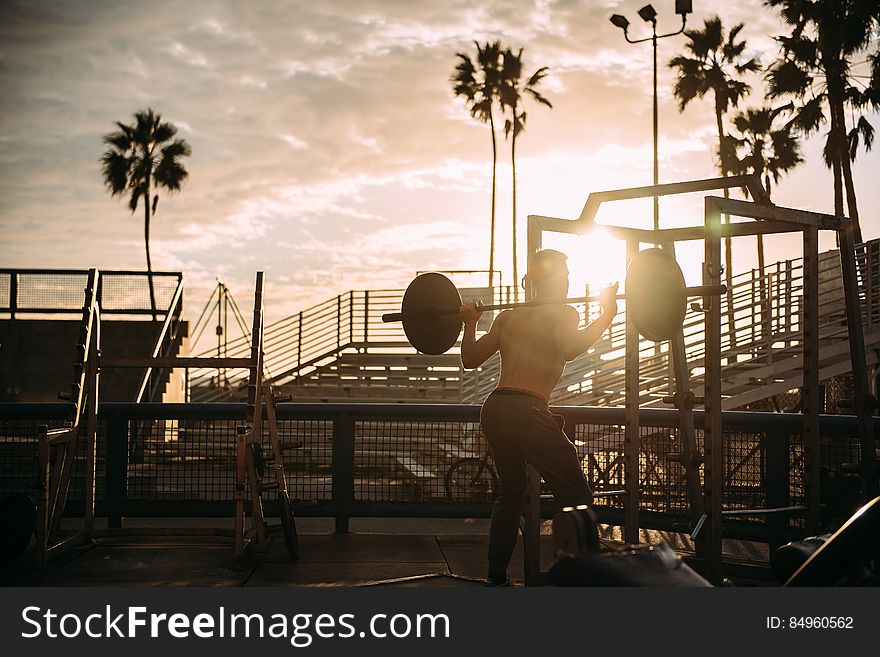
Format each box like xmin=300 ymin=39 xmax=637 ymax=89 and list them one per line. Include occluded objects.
xmin=444 ymin=447 xmax=499 ymax=503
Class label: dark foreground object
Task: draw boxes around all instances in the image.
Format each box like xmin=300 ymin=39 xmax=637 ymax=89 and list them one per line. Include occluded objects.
xmin=549 ymin=496 xmax=880 ymax=587
xmin=548 ymin=542 xmax=711 ymax=587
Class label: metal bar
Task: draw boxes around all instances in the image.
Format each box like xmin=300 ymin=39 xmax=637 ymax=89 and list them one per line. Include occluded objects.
xmin=233 ymin=426 xmax=247 ymax=562
xmin=332 ymin=413 xmax=355 ymax=534
xmin=802 ymin=227 xmax=822 ymax=532
xmin=624 ymin=238 xmax=640 ymax=544
xmin=765 ymin=422 xmax=792 ymax=552
xmin=578 ymin=175 xmax=764 ymax=223
xmin=83 ymin=309 xmax=100 ymax=531
xmin=134 ymin=277 xmax=185 ymax=402
xmin=349 ymin=290 xmax=354 ymax=345
xmin=105 ymin=412 xmax=128 ymax=530
xmin=34 ymin=426 xmax=50 ymax=569
xmin=710 ymin=196 xmax=848 ymax=230
xmin=103 ymin=357 xmax=254 ymax=368
xmin=9 ymin=271 xmax=17 ymax=319
xmin=704 ymin=196 xmax=724 ymax=584
xmin=837 ymin=227 xmax=879 ymax=499
xmin=381 ymin=284 xmax=727 ymax=322
xmin=364 ymin=291 xmax=369 ymax=345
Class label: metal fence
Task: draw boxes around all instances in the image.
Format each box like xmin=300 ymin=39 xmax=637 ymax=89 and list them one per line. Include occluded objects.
xmin=0 ymin=269 xmax=183 ymax=317
xmin=1 ymin=403 xmax=873 ymax=550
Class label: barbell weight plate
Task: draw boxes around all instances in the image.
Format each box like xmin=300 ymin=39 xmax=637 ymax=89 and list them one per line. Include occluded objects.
xmin=279 ymin=490 xmax=299 ymax=560
xmin=401 ymin=273 xmax=463 ymax=354
xmin=625 ymin=248 xmax=687 ymax=342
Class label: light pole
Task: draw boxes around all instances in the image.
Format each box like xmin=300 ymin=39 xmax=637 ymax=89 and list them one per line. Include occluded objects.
xmin=610 ymin=1 xmax=692 ymax=231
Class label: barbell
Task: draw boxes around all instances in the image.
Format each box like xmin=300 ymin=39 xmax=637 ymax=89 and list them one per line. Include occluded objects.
xmin=382 ymin=248 xmax=726 ymax=354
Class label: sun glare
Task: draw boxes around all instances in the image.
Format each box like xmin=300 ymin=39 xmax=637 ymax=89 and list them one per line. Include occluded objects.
xmin=543 ymin=226 xmax=627 ymax=297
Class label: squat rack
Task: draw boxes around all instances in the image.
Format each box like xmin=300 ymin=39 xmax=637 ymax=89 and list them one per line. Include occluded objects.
xmin=523 ymin=174 xmax=877 ymax=584
xmin=34 ymin=271 xmax=296 ymax=567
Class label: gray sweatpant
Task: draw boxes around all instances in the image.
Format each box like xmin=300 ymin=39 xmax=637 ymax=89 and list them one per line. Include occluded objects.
xmin=480 ymin=389 xmax=593 ymax=579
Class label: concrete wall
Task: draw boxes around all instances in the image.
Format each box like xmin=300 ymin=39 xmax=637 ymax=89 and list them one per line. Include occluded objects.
xmin=0 ymin=319 xmax=189 ymax=402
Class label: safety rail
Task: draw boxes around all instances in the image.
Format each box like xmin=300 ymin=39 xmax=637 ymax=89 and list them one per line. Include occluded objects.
xmin=0 ymin=269 xmax=183 ymax=318
xmin=0 ymin=402 xmax=874 ymax=552
xmin=134 ymin=276 xmax=186 ymax=403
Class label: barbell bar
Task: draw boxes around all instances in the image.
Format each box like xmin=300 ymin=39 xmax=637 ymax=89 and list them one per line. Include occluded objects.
xmin=382 ymin=248 xmax=727 ymax=354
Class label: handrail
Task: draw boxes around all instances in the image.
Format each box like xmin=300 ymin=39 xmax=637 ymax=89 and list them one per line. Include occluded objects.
xmin=186 ymin=240 xmax=879 ymax=405
xmin=134 ymin=277 xmax=185 ymax=403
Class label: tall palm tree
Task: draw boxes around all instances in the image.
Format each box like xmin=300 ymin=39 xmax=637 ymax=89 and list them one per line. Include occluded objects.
xmin=101 ymin=108 xmax=191 ymax=316
xmin=499 ymin=47 xmax=552 ymax=302
xmin=765 ymin=0 xmax=880 ymax=243
xmin=669 ymin=16 xmax=760 ymax=329
xmin=725 ymin=105 xmax=803 ymax=311
xmin=451 ymin=41 xmax=503 ymax=288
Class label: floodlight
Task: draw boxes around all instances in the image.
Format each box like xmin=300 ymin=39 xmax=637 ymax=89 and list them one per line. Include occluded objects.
xmin=609 ymin=14 xmax=630 ymax=31
xmin=637 ymin=4 xmax=657 ymax=22
xmin=675 ymin=0 xmax=693 ymax=16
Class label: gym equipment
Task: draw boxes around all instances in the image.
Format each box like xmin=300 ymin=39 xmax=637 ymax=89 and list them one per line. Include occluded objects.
xmin=785 ymin=495 xmax=880 ymax=586
xmin=382 ymin=248 xmax=726 ymax=353
xmin=23 ymin=270 xmax=302 ymax=568
xmin=770 ymin=534 xmax=830 ymax=583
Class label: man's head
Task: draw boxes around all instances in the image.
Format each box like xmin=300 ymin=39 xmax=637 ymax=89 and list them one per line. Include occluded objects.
xmin=525 ymin=249 xmax=569 ymax=299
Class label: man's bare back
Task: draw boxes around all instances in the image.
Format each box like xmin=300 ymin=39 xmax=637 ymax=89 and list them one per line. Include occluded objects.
xmin=460 ymin=291 xmax=617 ymax=399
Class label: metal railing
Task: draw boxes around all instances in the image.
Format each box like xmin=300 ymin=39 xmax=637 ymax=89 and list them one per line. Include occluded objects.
xmin=0 ymin=269 xmax=183 ymax=318
xmin=185 ymin=240 xmax=880 ymax=407
xmin=0 ymin=402 xmax=874 ymax=551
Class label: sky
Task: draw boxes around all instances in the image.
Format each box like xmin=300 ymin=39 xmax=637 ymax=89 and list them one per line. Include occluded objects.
xmin=1 ymin=0 xmax=878 ymax=337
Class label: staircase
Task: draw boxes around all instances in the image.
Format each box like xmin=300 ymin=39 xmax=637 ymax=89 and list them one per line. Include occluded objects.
xmin=188 ymin=241 xmax=880 ymax=410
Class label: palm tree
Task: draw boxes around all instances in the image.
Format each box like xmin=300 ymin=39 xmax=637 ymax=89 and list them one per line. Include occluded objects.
xmin=451 ymin=41 xmax=503 ymax=288
xmin=101 ymin=108 xmax=191 ymax=316
xmin=765 ymin=0 xmax=880 ymax=243
xmin=725 ymin=105 xmax=803 ymax=338
xmin=498 ymin=47 xmax=552 ymax=302
xmin=669 ymin=16 xmax=760 ymax=333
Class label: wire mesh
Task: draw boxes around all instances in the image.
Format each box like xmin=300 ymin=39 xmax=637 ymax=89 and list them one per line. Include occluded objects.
xmin=354 ymin=419 xmax=484 ymax=502
xmin=0 ymin=270 xmax=181 ymax=313
xmin=0 ymin=418 xmax=106 ymax=504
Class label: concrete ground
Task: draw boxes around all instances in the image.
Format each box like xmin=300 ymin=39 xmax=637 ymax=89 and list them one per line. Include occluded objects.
xmin=1 ymin=518 xmax=773 ymax=587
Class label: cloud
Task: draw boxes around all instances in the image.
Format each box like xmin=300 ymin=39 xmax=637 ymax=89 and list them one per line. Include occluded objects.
xmin=1 ymin=0 xmax=878 ymax=323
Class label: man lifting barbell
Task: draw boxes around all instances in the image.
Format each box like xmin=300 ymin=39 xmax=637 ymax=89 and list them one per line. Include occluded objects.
xmin=459 ymin=249 xmax=618 ymax=586
xmin=381 ymin=247 xmax=726 ymax=585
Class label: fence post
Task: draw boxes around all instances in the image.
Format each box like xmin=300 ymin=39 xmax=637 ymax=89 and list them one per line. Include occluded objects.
xmin=364 ymin=291 xmax=369 ymax=346
xmin=105 ymin=412 xmax=129 ymax=529
xmin=9 ymin=272 xmax=18 ymax=319
xmin=332 ymin=413 xmax=355 ymax=533
xmin=337 ymin=295 xmax=342 ymax=354
xmin=765 ymin=422 xmax=790 ymax=553
xmin=349 ymin=291 xmax=354 ymax=345
xmin=297 ymin=311 xmax=303 ymax=372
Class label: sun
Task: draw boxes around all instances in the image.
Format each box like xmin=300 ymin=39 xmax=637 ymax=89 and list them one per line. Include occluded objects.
xmin=541 ymin=226 xmax=628 ymax=298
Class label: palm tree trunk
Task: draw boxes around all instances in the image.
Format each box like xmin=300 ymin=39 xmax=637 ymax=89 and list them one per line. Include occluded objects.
xmin=834 ymin=101 xmax=863 ymax=243
xmin=511 ymin=124 xmax=518 ymax=303
xmin=144 ymin=180 xmax=157 ymax=320
xmin=715 ymin=103 xmax=736 ymax=347
xmin=489 ymin=112 xmax=498 ymax=289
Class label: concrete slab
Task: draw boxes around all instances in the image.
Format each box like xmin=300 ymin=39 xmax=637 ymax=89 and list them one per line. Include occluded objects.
xmin=262 ymin=533 xmax=445 ymax=564
xmin=438 ymin=535 xmax=557 ymax=583
xmin=29 ymin=544 xmax=254 ymax=587
xmin=247 ymin=561 xmax=450 ymax=587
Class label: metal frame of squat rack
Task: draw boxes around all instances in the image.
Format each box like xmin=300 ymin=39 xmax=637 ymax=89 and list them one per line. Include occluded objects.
xmin=33 ymin=269 xmax=101 ymax=569
xmin=82 ymin=271 xmax=289 ymax=565
xmin=523 ymin=175 xmax=875 ymax=585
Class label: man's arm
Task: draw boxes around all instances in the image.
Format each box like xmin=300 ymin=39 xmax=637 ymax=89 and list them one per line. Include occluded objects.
xmin=554 ymin=284 xmax=619 ymax=361
xmin=460 ymin=303 xmax=502 ymax=369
